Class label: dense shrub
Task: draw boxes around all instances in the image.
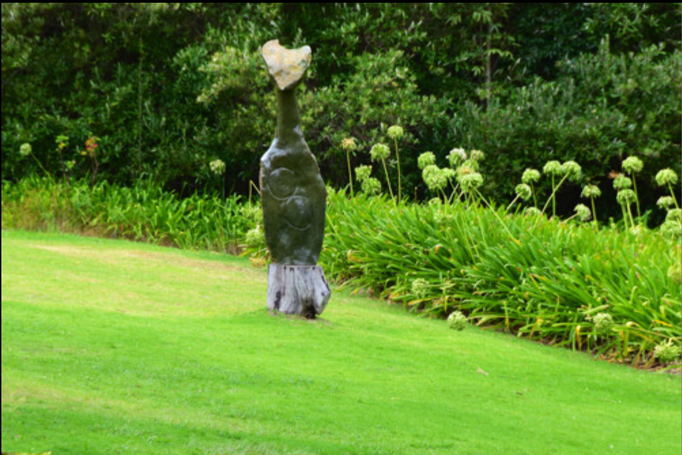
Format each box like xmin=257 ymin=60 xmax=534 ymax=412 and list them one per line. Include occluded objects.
xmin=3 ymin=3 xmax=680 ymax=216
xmin=447 ymin=40 xmax=681 ymax=220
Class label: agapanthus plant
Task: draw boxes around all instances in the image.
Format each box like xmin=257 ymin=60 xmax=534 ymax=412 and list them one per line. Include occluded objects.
xmin=581 ymin=184 xmax=602 ymax=228
xmin=542 ymin=160 xmax=582 ymax=218
xmin=341 ymin=137 xmax=358 ymax=195
xmin=387 ymin=125 xmax=404 ymax=202
xmin=655 ymin=169 xmax=680 ymax=211
xmin=369 ymin=143 xmax=394 ymax=202
xmin=622 ymin=156 xmax=644 ymax=217
xmin=447 ymin=311 xmax=468 ymax=331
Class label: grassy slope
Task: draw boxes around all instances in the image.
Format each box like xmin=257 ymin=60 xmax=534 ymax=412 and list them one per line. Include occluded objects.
xmin=1 ymin=230 xmax=680 ymax=455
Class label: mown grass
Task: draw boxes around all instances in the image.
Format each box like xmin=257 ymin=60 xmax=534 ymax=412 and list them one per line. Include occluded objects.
xmin=2 ymin=230 xmax=681 ymax=454
xmin=2 ymin=177 xmax=681 ymax=366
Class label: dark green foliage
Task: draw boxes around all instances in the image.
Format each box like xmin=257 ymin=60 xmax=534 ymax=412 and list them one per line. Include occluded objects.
xmin=449 ymin=40 xmax=681 ymax=220
xmin=2 ymin=3 xmax=681 ymax=213
xmin=2 ymin=3 xmax=281 ymax=194
xmin=301 ymin=50 xmax=449 ymax=192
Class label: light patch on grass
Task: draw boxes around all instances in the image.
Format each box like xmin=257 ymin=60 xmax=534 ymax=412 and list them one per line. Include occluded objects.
xmin=2 ymin=230 xmax=681 ymax=454
xmin=3 ymin=232 xmax=266 ymax=318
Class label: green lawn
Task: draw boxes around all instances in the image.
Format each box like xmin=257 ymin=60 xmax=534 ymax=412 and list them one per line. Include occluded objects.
xmin=2 ymin=230 xmax=680 ymax=454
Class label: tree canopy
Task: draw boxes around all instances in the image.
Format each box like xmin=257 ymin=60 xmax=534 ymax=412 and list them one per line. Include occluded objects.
xmin=2 ymin=3 xmax=680 ymax=217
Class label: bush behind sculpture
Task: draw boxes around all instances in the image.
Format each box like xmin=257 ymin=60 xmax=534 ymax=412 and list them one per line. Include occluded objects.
xmin=2 ymin=4 xmax=680 ymax=215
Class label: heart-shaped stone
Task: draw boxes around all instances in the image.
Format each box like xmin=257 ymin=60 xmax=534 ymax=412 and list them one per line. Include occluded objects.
xmin=262 ymin=39 xmax=311 ymax=91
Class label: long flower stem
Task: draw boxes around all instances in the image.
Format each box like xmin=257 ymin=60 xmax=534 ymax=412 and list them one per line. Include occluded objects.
xmin=346 ymin=149 xmax=354 ymax=196
xmin=30 ymin=153 xmax=51 ymax=179
xmin=394 ymin=138 xmax=402 ymax=203
xmin=632 ymin=176 xmax=641 ymax=219
xmin=619 ymin=204 xmax=630 ymax=229
xmin=440 ymin=188 xmax=448 ymax=203
xmin=590 ymin=197 xmax=598 ymax=230
xmin=381 ymin=157 xmax=395 ymax=202
xmin=475 ymin=188 xmax=518 ymax=243
xmin=668 ymin=183 xmax=680 ymax=210
xmin=505 ymin=194 xmax=521 ymax=212
xmin=541 ymin=174 xmax=569 ymax=217
xmin=530 ymin=182 xmax=538 ymax=208
xmin=542 ymin=174 xmax=561 ymax=217
xmin=626 ymin=204 xmax=635 ymax=229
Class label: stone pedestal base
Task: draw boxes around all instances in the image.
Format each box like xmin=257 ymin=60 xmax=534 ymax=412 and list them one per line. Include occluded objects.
xmin=267 ymin=264 xmax=331 ymax=318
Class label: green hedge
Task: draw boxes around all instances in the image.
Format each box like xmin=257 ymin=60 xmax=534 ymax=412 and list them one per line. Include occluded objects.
xmin=3 ymin=3 xmax=680 ymax=217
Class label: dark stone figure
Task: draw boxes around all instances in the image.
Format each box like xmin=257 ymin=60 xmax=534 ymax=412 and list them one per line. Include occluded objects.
xmin=260 ymin=40 xmax=331 ymax=318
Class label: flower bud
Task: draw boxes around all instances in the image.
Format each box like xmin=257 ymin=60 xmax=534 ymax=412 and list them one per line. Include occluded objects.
xmin=581 ymin=184 xmax=602 ymax=199
xmin=622 ymin=156 xmax=643 ymax=174
xmin=656 ymin=169 xmax=678 ymax=187
xmin=387 ymin=125 xmax=404 ymax=140
xmin=522 ymin=168 xmax=540 ymax=184
xmin=418 ymin=152 xmax=436 ymax=170
xmin=369 ymin=143 xmax=390 ymax=161
xmin=543 ymin=160 xmax=562 ymax=176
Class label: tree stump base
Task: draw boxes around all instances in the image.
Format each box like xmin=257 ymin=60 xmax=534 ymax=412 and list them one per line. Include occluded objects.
xmin=267 ymin=264 xmax=331 ymax=318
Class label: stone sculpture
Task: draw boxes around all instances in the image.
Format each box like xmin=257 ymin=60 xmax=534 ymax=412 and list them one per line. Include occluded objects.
xmin=260 ymin=40 xmax=331 ymax=318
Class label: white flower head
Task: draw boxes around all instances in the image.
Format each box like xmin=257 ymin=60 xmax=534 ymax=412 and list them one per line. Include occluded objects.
xmin=240 ymin=204 xmax=262 ymax=224
xmin=657 ymin=196 xmax=675 ymax=209
xmin=660 ymin=220 xmax=681 ymax=239
xmin=418 ymin=152 xmax=436 ymax=170
xmin=469 ymin=149 xmax=485 ymax=161
xmin=515 ymin=183 xmax=532 ymax=201
xmin=209 ymin=159 xmax=226 ymax=175
xmin=361 ymin=177 xmax=382 ymax=194
xmin=458 ymin=172 xmax=484 ymax=193
xmin=244 ymin=227 xmax=265 ymax=248
xmin=20 ymin=143 xmax=32 ymax=157
xmin=411 ymin=278 xmax=430 ymax=298
xmin=592 ymin=312 xmax=614 ymax=334
xmin=447 ymin=311 xmax=468 ymax=331
xmin=581 ymin=184 xmax=602 ymax=199
xmin=457 ymin=159 xmax=480 ymax=175
xmin=423 ymin=165 xmax=448 ymax=191
xmin=613 ymin=174 xmax=632 ymax=190
xmin=656 ymin=169 xmax=679 ymax=187
xmin=616 ymin=189 xmax=636 ymax=206
xmin=355 ymin=165 xmax=372 ymax=182
xmin=524 ymin=207 xmax=543 ymax=217
xmin=622 ymin=156 xmax=643 ymax=174
xmin=341 ymin=137 xmax=357 ymax=151
xmin=560 ymin=161 xmax=582 ymax=181
xmin=387 ymin=125 xmax=404 ymax=141
xmin=654 ymin=340 xmax=681 ymax=364
xmin=666 ymin=208 xmax=682 ymax=223
xmin=522 ymin=168 xmax=541 ymax=184
xmin=543 ymin=160 xmax=562 ymax=176
xmin=448 ymin=148 xmax=467 ymax=167
xmin=574 ymin=204 xmax=592 ymax=222
xmin=369 ymin=143 xmax=390 ymax=161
